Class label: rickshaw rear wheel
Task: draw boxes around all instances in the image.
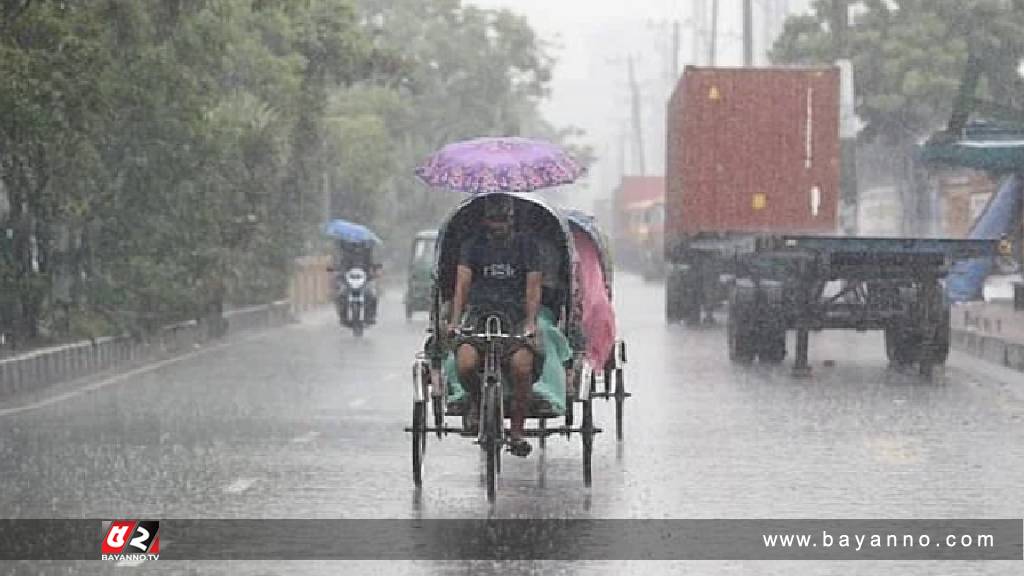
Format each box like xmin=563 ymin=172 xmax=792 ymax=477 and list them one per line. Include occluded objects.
xmin=539 ymin=418 xmax=546 ymax=450
xmin=432 ymin=396 xmax=444 ymax=438
xmin=412 ymin=401 xmax=426 ymax=486
xmin=614 ymin=367 xmax=625 ymax=441
xmin=581 ymin=399 xmax=594 ymax=487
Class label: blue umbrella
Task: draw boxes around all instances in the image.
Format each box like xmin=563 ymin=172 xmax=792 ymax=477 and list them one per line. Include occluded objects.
xmin=323 ymin=219 xmax=382 ymax=244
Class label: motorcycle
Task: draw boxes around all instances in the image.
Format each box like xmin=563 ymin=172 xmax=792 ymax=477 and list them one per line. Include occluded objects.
xmin=335 ymin=267 xmax=371 ymax=337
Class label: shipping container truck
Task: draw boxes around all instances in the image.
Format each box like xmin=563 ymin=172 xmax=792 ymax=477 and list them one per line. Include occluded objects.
xmin=664 ymin=66 xmax=996 ymax=376
xmin=613 ymin=176 xmax=664 ymax=276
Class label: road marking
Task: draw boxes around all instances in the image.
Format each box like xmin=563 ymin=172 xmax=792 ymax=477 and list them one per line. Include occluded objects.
xmin=0 ymin=339 xmax=241 ymax=418
xmin=866 ymin=437 xmax=923 ymax=465
xmin=291 ymin=431 xmax=321 ymax=444
xmin=223 ymin=477 xmax=258 ymax=494
xmin=348 ymin=398 xmax=367 ymax=408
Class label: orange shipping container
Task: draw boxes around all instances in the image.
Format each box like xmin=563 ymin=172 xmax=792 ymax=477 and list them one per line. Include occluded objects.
xmin=666 ymin=66 xmax=841 ymax=237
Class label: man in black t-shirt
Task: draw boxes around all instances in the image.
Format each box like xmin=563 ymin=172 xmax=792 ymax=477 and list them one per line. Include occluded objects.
xmin=447 ymin=194 xmax=542 ymax=457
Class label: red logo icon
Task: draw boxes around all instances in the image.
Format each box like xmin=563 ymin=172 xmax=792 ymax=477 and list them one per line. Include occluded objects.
xmin=101 ymin=521 xmax=160 ymax=560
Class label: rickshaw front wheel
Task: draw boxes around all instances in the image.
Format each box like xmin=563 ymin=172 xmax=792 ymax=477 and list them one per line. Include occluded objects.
xmin=483 ymin=385 xmax=500 ymax=502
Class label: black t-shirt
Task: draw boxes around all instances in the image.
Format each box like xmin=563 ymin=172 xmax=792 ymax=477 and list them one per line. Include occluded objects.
xmin=458 ymin=232 xmax=540 ymax=320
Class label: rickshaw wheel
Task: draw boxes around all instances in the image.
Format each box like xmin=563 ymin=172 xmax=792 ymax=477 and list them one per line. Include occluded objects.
xmin=432 ymin=396 xmax=444 ymax=438
xmin=483 ymin=386 xmax=500 ymax=502
xmin=614 ymin=367 xmax=625 ymax=441
xmin=412 ymin=401 xmax=426 ymax=486
xmin=581 ymin=399 xmax=594 ymax=487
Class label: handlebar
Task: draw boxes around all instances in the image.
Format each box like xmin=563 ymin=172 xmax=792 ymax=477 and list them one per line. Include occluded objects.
xmin=450 ymin=327 xmax=535 ymax=340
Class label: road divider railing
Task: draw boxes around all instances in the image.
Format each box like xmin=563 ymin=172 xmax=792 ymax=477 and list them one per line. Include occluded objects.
xmin=0 ymin=300 xmax=293 ymax=399
xmin=951 ymin=330 xmax=1024 ymax=372
xmin=289 ymin=255 xmax=333 ymax=316
xmin=952 ymin=304 xmax=1024 ymax=373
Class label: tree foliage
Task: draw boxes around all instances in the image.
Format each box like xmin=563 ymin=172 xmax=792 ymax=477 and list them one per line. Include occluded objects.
xmin=770 ymin=0 xmax=1024 ymax=143
xmin=0 ymin=0 xmax=575 ymax=348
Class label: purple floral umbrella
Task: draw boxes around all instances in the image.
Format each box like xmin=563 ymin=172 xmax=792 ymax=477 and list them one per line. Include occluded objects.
xmin=415 ymin=136 xmax=585 ymax=193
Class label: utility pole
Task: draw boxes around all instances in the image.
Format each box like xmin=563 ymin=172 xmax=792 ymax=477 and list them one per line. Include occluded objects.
xmin=830 ymin=0 xmax=859 ymax=236
xmin=672 ymin=20 xmax=680 ymax=80
xmin=743 ymin=0 xmax=754 ymax=66
xmin=709 ymin=0 xmax=719 ymax=66
xmin=692 ymin=0 xmax=706 ymax=66
xmin=628 ymin=55 xmax=646 ymax=175
xmin=830 ymin=0 xmax=848 ymax=61
xmin=762 ymin=0 xmax=774 ymax=62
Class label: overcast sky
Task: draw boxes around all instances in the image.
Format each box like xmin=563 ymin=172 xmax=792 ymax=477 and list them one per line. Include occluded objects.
xmin=464 ymin=0 xmax=812 ymax=209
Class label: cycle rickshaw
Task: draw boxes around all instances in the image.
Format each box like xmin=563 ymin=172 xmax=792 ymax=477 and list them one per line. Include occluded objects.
xmin=563 ymin=209 xmax=629 ymax=440
xmin=406 ymin=193 xmax=626 ymax=501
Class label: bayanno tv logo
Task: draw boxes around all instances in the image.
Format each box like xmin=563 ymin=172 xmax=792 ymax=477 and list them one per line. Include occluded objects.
xmin=101 ymin=521 xmax=160 ymax=561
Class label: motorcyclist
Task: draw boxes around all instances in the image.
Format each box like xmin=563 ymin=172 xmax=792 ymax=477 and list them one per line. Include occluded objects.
xmin=447 ymin=194 xmax=543 ymax=458
xmin=335 ymin=238 xmax=381 ymax=324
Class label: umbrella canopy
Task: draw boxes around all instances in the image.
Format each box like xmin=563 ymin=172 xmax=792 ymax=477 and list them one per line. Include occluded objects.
xmin=323 ymin=219 xmax=382 ymax=244
xmin=415 ymin=136 xmax=585 ymax=194
xmin=920 ymin=120 xmax=1024 ymax=172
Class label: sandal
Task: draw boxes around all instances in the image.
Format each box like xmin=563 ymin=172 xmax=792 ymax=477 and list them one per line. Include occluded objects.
xmin=507 ymin=437 xmax=532 ymax=458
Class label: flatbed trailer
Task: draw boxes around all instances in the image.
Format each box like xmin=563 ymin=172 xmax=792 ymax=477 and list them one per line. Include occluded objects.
xmin=719 ymin=235 xmax=997 ymax=376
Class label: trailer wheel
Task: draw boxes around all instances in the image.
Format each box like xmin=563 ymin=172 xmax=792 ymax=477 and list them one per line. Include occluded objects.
xmin=680 ymin=270 xmax=702 ymax=325
xmin=931 ymin=306 xmax=951 ymax=364
xmin=727 ymin=301 xmax=756 ymax=364
xmin=885 ymin=327 xmax=918 ymax=366
xmin=919 ymin=295 xmax=952 ymax=365
xmin=757 ymin=330 xmax=787 ymax=365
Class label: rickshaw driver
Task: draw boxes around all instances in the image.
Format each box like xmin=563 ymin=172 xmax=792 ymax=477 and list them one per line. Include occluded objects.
xmin=447 ymin=194 xmax=543 ymax=458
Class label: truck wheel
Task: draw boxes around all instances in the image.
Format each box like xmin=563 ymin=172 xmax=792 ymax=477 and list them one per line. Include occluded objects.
xmin=727 ymin=304 xmax=755 ymax=365
xmin=666 ymin=270 xmax=684 ymax=323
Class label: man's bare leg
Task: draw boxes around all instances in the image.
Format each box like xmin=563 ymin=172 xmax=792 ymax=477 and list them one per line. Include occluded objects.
xmin=508 ymin=348 xmax=534 ymax=455
xmin=456 ymin=344 xmax=481 ymax=433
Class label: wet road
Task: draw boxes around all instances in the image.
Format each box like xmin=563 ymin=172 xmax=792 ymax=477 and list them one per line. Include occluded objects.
xmin=1 ymin=274 xmax=1022 ymax=574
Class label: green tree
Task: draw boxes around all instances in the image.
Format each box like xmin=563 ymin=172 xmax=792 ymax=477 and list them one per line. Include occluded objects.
xmin=771 ymin=0 xmax=1024 ymax=142
xmin=0 ymin=0 xmax=582 ymax=347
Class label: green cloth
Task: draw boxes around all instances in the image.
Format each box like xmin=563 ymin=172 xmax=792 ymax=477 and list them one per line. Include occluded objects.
xmin=444 ymin=307 xmax=572 ymax=415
